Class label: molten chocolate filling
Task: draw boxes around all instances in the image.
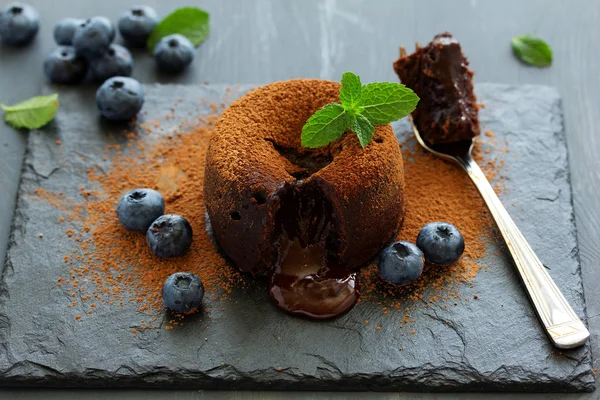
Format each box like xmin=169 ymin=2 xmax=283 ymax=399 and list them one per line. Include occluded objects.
xmin=267 ymin=175 xmax=359 ymax=320
xmin=269 ymin=241 xmax=358 ymax=320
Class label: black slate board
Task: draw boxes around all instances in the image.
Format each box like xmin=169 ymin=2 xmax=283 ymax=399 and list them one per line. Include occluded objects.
xmin=0 ymin=83 xmax=594 ymax=392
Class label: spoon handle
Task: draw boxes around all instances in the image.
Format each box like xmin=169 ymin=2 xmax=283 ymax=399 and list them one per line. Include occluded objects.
xmin=457 ymin=155 xmax=589 ymax=349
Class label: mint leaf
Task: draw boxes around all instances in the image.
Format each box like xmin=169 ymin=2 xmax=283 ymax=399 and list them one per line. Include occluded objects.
xmin=349 ymin=114 xmax=374 ymax=148
xmin=301 ymin=103 xmax=347 ymax=148
xmin=147 ymin=7 xmax=210 ymax=51
xmin=1 ymin=94 xmax=59 ymax=130
xmin=360 ymin=82 xmax=419 ymax=125
xmin=339 ymin=72 xmax=362 ymax=114
xmin=511 ymin=34 xmax=552 ymax=67
xmin=301 ymin=72 xmax=420 ymax=149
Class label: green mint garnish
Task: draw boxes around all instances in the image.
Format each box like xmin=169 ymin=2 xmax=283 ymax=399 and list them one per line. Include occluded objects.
xmin=349 ymin=114 xmax=374 ymax=148
xmin=301 ymin=103 xmax=348 ymax=148
xmin=1 ymin=94 xmax=59 ymax=130
xmin=301 ymin=72 xmax=419 ymax=149
xmin=360 ymin=82 xmax=420 ymax=125
xmin=147 ymin=7 xmax=210 ymax=52
xmin=339 ymin=72 xmax=362 ymax=114
xmin=511 ymin=34 xmax=552 ymax=67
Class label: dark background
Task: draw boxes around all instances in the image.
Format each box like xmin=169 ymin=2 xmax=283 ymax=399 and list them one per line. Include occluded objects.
xmin=0 ymin=0 xmax=598 ymax=399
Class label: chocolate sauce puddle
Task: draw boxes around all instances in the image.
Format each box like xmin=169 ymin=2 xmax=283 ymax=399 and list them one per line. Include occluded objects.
xmin=268 ymin=240 xmax=359 ymax=320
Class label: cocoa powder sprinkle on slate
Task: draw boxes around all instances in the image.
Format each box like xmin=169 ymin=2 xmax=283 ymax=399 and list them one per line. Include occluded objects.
xmin=33 ymin=89 xmax=505 ymax=332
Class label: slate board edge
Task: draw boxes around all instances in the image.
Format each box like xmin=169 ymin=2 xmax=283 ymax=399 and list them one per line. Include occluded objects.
xmin=556 ymin=88 xmax=591 ymax=331
xmin=0 ymin=83 xmax=594 ymax=392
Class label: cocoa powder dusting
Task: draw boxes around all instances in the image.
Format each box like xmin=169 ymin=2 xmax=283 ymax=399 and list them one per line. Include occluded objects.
xmin=44 ymin=112 xmax=247 ymax=330
xmin=359 ymin=133 xmax=500 ymax=315
xmin=34 ymin=93 xmax=505 ymax=332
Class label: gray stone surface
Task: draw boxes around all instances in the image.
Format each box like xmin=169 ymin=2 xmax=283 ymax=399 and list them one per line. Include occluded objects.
xmin=0 ymin=83 xmax=593 ymax=392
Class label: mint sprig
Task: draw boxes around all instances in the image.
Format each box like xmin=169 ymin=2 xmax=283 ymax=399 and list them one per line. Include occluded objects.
xmin=349 ymin=114 xmax=374 ymax=148
xmin=301 ymin=103 xmax=348 ymax=148
xmin=360 ymin=82 xmax=420 ymax=124
xmin=511 ymin=34 xmax=552 ymax=67
xmin=1 ymin=94 xmax=59 ymax=130
xmin=301 ymin=72 xmax=419 ymax=148
xmin=147 ymin=7 xmax=210 ymax=52
xmin=339 ymin=72 xmax=362 ymax=112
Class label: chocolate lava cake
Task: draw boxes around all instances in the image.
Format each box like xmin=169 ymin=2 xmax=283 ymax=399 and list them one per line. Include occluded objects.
xmin=393 ymin=32 xmax=480 ymax=144
xmin=204 ymin=79 xmax=405 ymax=276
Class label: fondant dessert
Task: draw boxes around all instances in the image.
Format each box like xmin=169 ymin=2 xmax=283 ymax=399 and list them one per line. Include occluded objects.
xmin=204 ymin=79 xmax=405 ymax=318
xmin=393 ymin=32 xmax=480 ymax=144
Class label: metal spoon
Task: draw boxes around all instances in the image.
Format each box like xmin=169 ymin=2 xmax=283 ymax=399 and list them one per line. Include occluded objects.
xmin=409 ymin=117 xmax=589 ymax=349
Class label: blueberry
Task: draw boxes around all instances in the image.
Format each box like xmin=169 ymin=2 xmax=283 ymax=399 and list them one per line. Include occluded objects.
xmin=0 ymin=3 xmax=39 ymax=46
xmin=53 ymin=18 xmax=84 ymax=45
xmin=118 ymin=5 xmax=158 ymax=47
xmin=73 ymin=16 xmax=114 ymax=58
xmin=416 ymin=222 xmax=465 ymax=265
xmin=378 ymin=241 xmax=425 ymax=286
xmin=43 ymin=46 xmax=87 ymax=84
xmin=116 ymin=188 xmax=164 ymax=231
xmin=153 ymin=34 xmax=195 ymax=73
xmin=96 ymin=76 xmax=144 ymax=120
xmin=147 ymin=214 xmax=193 ymax=258
xmin=162 ymin=272 xmax=204 ymax=313
xmin=93 ymin=16 xmax=115 ymax=42
xmin=89 ymin=44 xmax=133 ymax=82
